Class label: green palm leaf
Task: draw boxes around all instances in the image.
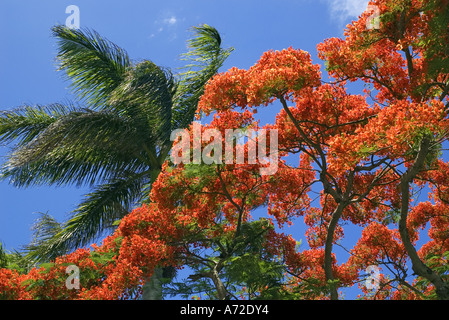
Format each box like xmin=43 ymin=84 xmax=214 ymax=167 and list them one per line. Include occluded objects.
xmin=0 ymin=104 xmax=76 ymax=147
xmin=109 ymin=60 xmax=177 ymax=148
xmin=173 ymin=24 xmax=234 ymax=129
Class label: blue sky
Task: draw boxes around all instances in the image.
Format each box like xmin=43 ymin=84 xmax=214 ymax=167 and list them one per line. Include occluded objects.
xmin=0 ymin=0 xmax=372 ymax=298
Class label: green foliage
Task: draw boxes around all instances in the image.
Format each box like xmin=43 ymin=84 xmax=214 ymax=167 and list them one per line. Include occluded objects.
xmin=173 ymin=25 xmax=234 ymax=130
xmin=223 ymin=220 xmax=289 ymax=299
xmin=223 ymin=253 xmax=285 ymax=299
xmin=0 ymin=243 xmax=34 ymax=274
xmin=182 ymin=163 xmax=218 ymax=192
xmin=165 ymin=272 xmax=218 ymax=300
xmin=357 ymin=144 xmax=378 ymax=158
xmin=425 ymin=251 xmax=449 ymax=277
xmin=414 ymin=251 xmax=449 ymax=299
xmin=0 ymin=243 xmax=7 ymax=269
xmin=383 ymin=208 xmax=401 ymax=225
xmin=420 ymin=0 xmax=449 ymax=78
xmin=163 ymin=219 xmax=293 ymax=300
xmin=21 ymin=212 xmax=66 ymax=264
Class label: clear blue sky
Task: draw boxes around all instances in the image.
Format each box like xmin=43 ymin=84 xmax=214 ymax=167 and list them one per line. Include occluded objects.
xmin=0 ymin=0 xmax=372 ymax=298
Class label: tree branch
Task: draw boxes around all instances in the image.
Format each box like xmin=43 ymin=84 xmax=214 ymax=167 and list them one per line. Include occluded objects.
xmin=398 ymin=136 xmax=449 ymax=300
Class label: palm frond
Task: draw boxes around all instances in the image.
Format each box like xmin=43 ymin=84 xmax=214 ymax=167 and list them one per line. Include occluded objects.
xmin=173 ymin=24 xmax=233 ymax=129
xmin=0 ymin=104 xmax=76 ymax=147
xmin=52 ymin=25 xmax=131 ymax=108
xmin=0 ymin=243 xmax=33 ymax=272
xmin=1 ymin=152 xmax=149 ymax=188
xmin=1 ymin=25 xmax=232 ymax=272
xmin=0 ymin=242 xmax=7 ymax=268
xmin=109 ymin=60 xmax=177 ymax=148
xmin=1 ymin=108 xmax=153 ymax=187
xmin=21 ymin=212 xmax=65 ymax=263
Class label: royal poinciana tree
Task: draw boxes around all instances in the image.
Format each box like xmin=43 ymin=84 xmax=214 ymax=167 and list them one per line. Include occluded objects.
xmin=1 ymin=0 xmax=449 ymax=299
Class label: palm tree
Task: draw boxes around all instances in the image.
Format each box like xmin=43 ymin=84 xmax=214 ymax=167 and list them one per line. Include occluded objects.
xmin=0 ymin=24 xmax=232 ymax=299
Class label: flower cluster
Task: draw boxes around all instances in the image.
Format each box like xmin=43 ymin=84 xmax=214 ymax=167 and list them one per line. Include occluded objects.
xmin=198 ymin=47 xmax=321 ymax=115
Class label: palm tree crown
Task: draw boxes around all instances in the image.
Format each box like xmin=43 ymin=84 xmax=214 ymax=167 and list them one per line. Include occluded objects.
xmin=0 ymin=24 xmax=233 ymax=263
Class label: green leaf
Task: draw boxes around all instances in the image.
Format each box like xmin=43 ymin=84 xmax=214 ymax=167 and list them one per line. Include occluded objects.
xmin=0 ymin=104 xmax=75 ymax=147
xmin=0 ymin=243 xmax=7 ymax=268
xmin=173 ymin=24 xmax=234 ymax=130
xmin=24 ymin=172 xmax=149 ymax=263
xmin=108 ymin=60 xmax=176 ymax=148
xmin=1 ymin=25 xmax=231 ymax=282
xmin=52 ymin=25 xmax=131 ymax=108
xmin=0 ymin=107 xmax=152 ymax=188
